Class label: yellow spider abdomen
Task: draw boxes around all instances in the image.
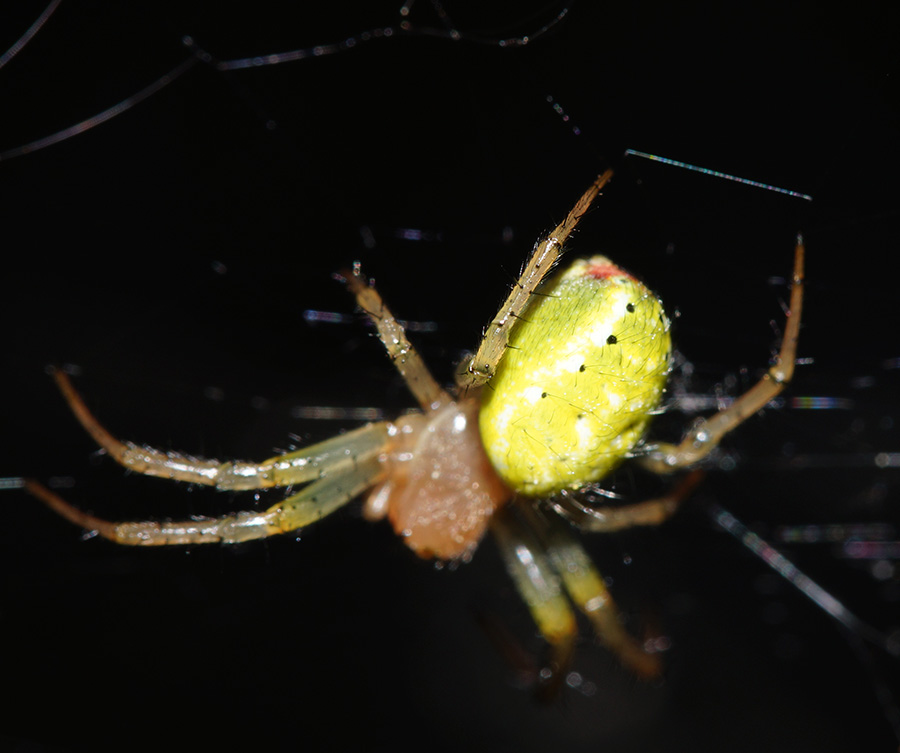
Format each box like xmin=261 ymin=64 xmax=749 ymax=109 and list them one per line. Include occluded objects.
xmin=479 ymin=256 xmax=671 ymax=496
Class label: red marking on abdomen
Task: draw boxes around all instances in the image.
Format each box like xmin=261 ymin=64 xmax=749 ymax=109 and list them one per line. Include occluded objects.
xmin=582 ymin=259 xmax=634 ymax=281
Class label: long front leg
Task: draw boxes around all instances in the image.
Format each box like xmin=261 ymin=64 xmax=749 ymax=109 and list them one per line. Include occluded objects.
xmin=51 ymin=367 xmax=390 ymax=490
xmin=641 ymin=238 xmax=805 ymax=473
xmin=23 ymin=451 xmax=385 ymax=545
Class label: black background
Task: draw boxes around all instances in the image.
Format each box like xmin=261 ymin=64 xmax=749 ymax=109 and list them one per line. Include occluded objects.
xmin=2 ymin=2 xmax=899 ymax=751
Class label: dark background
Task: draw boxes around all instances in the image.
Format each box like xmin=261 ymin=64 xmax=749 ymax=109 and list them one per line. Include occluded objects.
xmin=2 ymin=2 xmax=898 ymax=751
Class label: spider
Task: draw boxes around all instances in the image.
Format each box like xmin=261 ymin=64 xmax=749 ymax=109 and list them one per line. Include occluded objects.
xmin=24 ymin=169 xmax=804 ymax=695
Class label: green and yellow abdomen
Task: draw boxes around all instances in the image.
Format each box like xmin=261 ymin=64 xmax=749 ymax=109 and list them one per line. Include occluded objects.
xmin=479 ymin=256 xmax=671 ymax=496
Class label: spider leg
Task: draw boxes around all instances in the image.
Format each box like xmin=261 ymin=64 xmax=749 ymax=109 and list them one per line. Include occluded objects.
xmin=640 ymin=237 xmax=805 ymax=473
xmin=521 ymin=504 xmax=662 ymax=679
xmin=490 ymin=506 xmax=577 ymax=699
xmin=561 ymin=470 xmax=704 ymax=533
xmin=50 ymin=367 xmax=391 ymax=490
xmin=458 ymin=169 xmax=614 ymax=389
xmin=341 ymin=267 xmax=450 ymax=411
xmin=23 ymin=451 xmax=385 ymax=545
